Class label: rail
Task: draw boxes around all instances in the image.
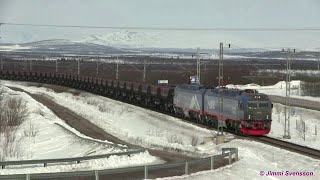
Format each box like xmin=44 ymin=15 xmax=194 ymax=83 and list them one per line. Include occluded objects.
xmin=0 ymin=148 xmax=239 ymax=180
xmin=0 ymin=149 xmax=145 ymax=169
xmin=254 ymin=136 xmax=320 ymax=159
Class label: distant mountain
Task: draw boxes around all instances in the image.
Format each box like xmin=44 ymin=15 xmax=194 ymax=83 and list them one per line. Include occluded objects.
xmin=75 ymin=31 xmax=159 ymax=48
xmin=0 ymin=39 xmax=128 ymax=55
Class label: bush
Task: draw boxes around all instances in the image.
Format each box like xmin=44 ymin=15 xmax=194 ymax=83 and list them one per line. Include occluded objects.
xmin=0 ymin=91 xmax=28 ymax=160
xmin=1 ymin=97 xmax=28 ymax=128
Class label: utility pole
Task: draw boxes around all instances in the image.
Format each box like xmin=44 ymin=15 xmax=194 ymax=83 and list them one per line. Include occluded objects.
xmin=216 ymin=43 xmax=231 ymax=144
xmin=0 ymin=24 xmax=3 ymax=71
xmin=55 ymin=59 xmax=58 ymax=73
xmin=317 ymin=52 xmax=319 ymax=80
xmin=116 ymin=56 xmax=119 ymax=80
xmin=143 ymin=59 xmax=146 ymax=82
xmin=196 ymin=47 xmax=201 ymax=84
xmin=0 ymin=56 xmax=3 ymax=71
xmin=218 ymin=43 xmax=224 ymax=136
xmin=29 ymin=60 xmax=32 ymax=71
xmin=96 ymin=60 xmax=99 ymax=76
xmin=77 ymin=59 xmax=80 ymax=75
xmin=283 ymin=48 xmax=294 ymax=139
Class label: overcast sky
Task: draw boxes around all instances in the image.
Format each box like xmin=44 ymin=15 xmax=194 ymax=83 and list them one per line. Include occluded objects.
xmin=0 ymin=0 xmax=320 ymax=49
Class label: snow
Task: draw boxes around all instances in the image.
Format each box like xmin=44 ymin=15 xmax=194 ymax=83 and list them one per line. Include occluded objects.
xmin=0 ymin=44 xmax=31 ymax=52
xmin=1 ymin=80 xmax=320 ymax=178
xmin=259 ymin=69 xmax=320 ymax=77
xmin=159 ymin=139 xmax=320 ymax=180
xmin=1 ymin=81 xmax=234 ymax=155
xmin=226 ymin=80 xmax=320 ymax=103
xmin=1 ymin=152 xmax=158 ymax=175
xmin=0 ymin=85 xmax=160 ymax=175
xmin=269 ymin=103 xmax=320 ymax=150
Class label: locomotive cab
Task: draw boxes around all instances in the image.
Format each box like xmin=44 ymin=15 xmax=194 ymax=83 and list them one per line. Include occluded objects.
xmin=241 ymin=92 xmax=272 ymax=135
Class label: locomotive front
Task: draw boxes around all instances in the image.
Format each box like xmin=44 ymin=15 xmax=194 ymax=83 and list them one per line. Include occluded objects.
xmin=240 ymin=90 xmax=273 ymax=135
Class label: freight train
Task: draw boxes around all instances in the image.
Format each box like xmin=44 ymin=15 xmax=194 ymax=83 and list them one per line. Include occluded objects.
xmin=0 ymin=71 xmax=272 ymax=135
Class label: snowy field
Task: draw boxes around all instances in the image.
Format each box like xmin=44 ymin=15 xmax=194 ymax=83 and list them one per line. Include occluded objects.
xmin=227 ymin=80 xmax=320 ymax=102
xmin=270 ymin=103 xmax=320 ymax=150
xmin=258 ymin=69 xmax=320 ymax=77
xmin=0 ymin=85 xmax=159 ymax=175
xmin=1 ymin=80 xmax=320 ymax=179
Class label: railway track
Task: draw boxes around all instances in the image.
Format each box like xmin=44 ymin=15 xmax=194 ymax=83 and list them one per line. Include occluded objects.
xmin=1 ymin=72 xmax=320 ymax=161
xmin=253 ymin=136 xmax=320 ymax=160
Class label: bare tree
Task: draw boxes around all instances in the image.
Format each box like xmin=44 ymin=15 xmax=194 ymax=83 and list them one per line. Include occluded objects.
xmin=296 ymin=117 xmax=308 ymax=141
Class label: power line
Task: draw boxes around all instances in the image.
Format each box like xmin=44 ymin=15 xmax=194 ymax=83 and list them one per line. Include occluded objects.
xmin=2 ymin=22 xmax=320 ymax=31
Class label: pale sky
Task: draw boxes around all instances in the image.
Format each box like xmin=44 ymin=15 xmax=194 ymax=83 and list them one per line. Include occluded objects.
xmin=0 ymin=0 xmax=320 ymax=49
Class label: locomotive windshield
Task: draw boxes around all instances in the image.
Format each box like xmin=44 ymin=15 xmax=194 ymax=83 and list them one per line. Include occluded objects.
xmin=259 ymin=103 xmax=269 ymax=108
xmin=248 ymin=102 xmax=270 ymax=109
xmin=248 ymin=103 xmax=257 ymax=109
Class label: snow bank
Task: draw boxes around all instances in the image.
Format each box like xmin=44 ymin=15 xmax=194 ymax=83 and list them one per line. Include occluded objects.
xmin=159 ymin=139 xmax=320 ymax=180
xmin=0 ymin=84 xmax=160 ymax=175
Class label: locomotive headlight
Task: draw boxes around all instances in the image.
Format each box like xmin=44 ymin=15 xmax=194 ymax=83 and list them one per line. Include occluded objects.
xmin=266 ymin=115 xmax=269 ymax=120
xmin=248 ymin=115 xmax=251 ymax=119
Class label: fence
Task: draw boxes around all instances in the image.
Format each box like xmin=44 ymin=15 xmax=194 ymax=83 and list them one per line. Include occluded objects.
xmin=0 ymin=149 xmax=145 ymax=169
xmin=0 ymin=148 xmax=238 ymax=180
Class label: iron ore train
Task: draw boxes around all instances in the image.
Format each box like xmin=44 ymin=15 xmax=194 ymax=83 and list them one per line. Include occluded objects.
xmin=0 ymin=71 xmax=272 ymax=136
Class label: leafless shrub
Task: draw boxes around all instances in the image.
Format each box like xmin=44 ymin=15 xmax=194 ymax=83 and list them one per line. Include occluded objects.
xmin=86 ymin=98 xmax=99 ymax=106
xmin=191 ymin=136 xmax=199 ymax=146
xmin=118 ymin=106 xmax=128 ymax=116
xmin=0 ymin=87 xmax=4 ymax=102
xmin=147 ymin=128 xmax=164 ymax=137
xmin=132 ymin=137 xmax=143 ymax=145
xmin=168 ymin=135 xmax=183 ymax=145
xmin=0 ymin=128 xmax=24 ymax=161
xmin=1 ymin=97 xmax=29 ymax=127
xmin=0 ymin=95 xmax=28 ymax=160
xmin=98 ymin=103 xmax=111 ymax=113
xmin=23 ymin=123 xmax=39 ymax=138
xmin=296 ymin=119 xmax=308 ymax=141
xmin=35 ymin=108 xmax=45 ymax=116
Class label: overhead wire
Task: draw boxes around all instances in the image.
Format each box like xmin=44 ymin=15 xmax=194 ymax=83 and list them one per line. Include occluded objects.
xmin=2 ymin=22 xmax=320 ymax=31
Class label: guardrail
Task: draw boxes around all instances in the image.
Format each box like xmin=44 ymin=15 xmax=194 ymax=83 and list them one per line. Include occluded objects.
xmin=0 ymin=149 xmax=145 ymax=169
xmin=0 ymin=148 xmax=239 ymax=180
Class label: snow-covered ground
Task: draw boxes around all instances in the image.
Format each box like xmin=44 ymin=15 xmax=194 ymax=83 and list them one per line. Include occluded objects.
xmin=1 ymin=80 xmax=320 ymax=179
xmin=226 ymin=80 xmax=320 ymax=102
xmin=270 ymin=103 xmax=320 ymax=150
xmin=258 ymin=69 xmax=320 ymax=77
xmin=1 ymin=81 xmax=233 ymax=155
xmin=160 ymin=139 xmax=320 ymax=180
xmin=0 ymin=44 xmax=31 ymax=52
xmin=0 ymin=85 xmax=160 ymax=175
